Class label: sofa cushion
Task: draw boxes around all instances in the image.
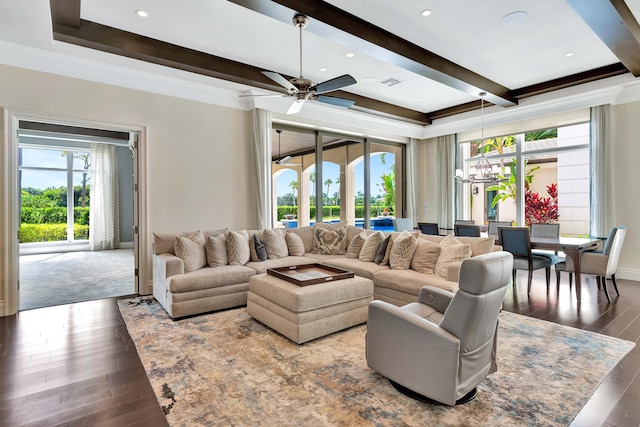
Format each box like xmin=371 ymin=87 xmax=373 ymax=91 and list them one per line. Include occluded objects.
xmin=285 ymin=231 xmax=305 ymax=256
xmin=323 ymin=257 xmax=390 ymax=280
xmin=248 ymin=230 xmax=264 ymax=262
xmin=206 ymin=233 xmax=228 ymax=267
xmin=226 ymin=229 xmax=250 ymax=266
xmin=346 ymin=231 xmax=367 ymax=259
xmin=455 ymin=236 xmax=495 ymax=256
xmin=289 ymin=226 xmax=314 ymax=253
xmin=303 ymin=253 xmax=346 ymax=262
xmin=346 ymin=225 xmax=373 ymax=247
xmin=263 ymin=228 xmax=289 ymax=259
xmin=373 ymin=268 xmax=458 ymax=295
xmin=411 ymin=239 xmax=441 ymax=273
xmin=253 ymin=234 xmax=267 ymax=261
xmin=153 ymin=231 xmax=191 ymax=255
xmin=246 ymin=256 xmax=316 ymax=275
xmin=312 ymin=226 xmax=347 ymax=255
xmin=174 ymin=231 xmax=207 ymax=273
xmin=435 ymin=235 xmax=472 ymax=278
xmin=168 ymin=265 xmax=256 ymax=293
xmin=389 ymin=230 xmax=418 ymax=270
xmin=382 ymin=231 xmax=420 ymax=265
xmin=359 ymin=231 xmax=385 ymax=262
xmin=374 ymin=235 xmax=391 ymax=265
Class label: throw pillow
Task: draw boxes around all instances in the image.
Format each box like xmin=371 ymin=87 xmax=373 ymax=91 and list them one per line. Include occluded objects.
xmin=174 ymin=231 xmax=207 ymax=272
xmin=435 ymin=235 xmax=472 ymax=279
xmin=253 ymin=234 xmax=267 ymax=261
xmin=382 ymin=230 xmax=420 ymax=265
xmin=374 ymin=235 xmax=391 ymax=265
xmin=410 ymin=239 xmax=441 ymax=273
xmin=359 ymin=231 xmax=385 ymax=262
xmin=390 ymin=230 xmax=419 ymax=270
xmin=248 ymin=230 xmax=264 ymax=262
xmin=312 ymin=226 xmax=347 ymax=255
xmin=346 ymin=232 xmax=367 ymax=259
xmin=226 ymin=229 xmax=250 ymax=266
xmin=285 ymin=231 xmax=305 ymax=256
xmin=205 ymin=233 xmax=228 ymax=267
xmin=263 ymin=228 xmax=289 ymax=259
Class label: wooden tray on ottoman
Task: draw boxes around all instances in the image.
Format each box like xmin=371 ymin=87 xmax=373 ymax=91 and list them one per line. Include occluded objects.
xmin=266 ymin=264 xmax=354 ymax=286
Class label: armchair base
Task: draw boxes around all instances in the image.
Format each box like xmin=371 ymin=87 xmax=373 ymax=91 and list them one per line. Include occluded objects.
xmin=389 ymin=380 xmax=478 ymax=405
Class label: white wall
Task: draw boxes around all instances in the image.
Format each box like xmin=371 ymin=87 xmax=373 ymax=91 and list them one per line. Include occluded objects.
xmin=0 ymin=64 xmax=254 ymax=309
xmin=611 ymin=102 xmax=640 ymax=279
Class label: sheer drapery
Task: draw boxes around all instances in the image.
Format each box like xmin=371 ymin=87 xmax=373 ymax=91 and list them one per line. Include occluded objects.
xmin=405 ymin=138 xmax=418 ymax=228
xmin=590 ymin=104 xmax=615 ymax=239
xmin=437 ymin=134 xmax=456 ymax=233
xmin=251 ymin=108 xmax=272 ymax=229
xmin=89 ymin=143 xmax=120 ymax=250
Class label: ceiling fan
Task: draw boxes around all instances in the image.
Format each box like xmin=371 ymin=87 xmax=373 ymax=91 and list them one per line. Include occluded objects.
xmin=241 ymin=14 xmax=357 ymax=114
xmin=273 ymin=129 xmax=300 ymax=166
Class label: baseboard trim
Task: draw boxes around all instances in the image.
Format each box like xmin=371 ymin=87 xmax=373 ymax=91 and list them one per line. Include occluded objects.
xmin=0 ymin=301 xmax=5 ymax=317
xmin=617 ymin=268 xmax=640 ymax=282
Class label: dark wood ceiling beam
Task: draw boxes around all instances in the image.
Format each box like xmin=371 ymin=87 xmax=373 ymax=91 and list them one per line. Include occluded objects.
xmin=227 ymin=0 xmax=517 ymax=107
xmin=49 ymin=0 xmax=80 ymax=28
xmin=567 ymin=0 xmax=640 ymax=76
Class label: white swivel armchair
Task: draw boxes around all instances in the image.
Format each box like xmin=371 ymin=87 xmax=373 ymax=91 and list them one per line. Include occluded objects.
xmin=366 ymin=251 xmax=513 ymax=405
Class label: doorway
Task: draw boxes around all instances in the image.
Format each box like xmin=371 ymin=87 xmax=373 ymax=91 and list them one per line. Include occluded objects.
xmin=16 ymin=120 xmax=138 ymax=310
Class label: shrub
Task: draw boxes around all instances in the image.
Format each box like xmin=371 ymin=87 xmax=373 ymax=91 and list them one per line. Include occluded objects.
xmin=19 ymin=224 xmax=89 ymax=243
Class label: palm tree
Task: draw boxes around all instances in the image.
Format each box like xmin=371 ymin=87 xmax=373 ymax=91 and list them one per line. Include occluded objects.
xmin=309 ymin=171 xmax=316 ymax=202
xmin=324 ymin=178 xmax=333 ymax=205
xmin=289 ymin=181 xmax=298 ymax=206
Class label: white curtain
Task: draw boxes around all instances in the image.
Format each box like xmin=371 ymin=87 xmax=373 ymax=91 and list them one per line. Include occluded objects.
xmin=251 ymin=108 xmax=272 ymax=229
xmin=437 ymin=134 xmax=456 ymax=233
xmin=590 ymin=104 xmax=615 ymax=239
xmin=89 ymin=143 xmax=120 ymax=250
xmin=405 ymin=138 xmax=418 ymax=228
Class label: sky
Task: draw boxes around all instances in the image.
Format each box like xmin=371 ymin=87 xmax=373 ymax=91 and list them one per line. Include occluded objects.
xmin=275 ymin=152 xmax=393 ymax=200
xmin=19 ymin=148 xmax=89 ymax=190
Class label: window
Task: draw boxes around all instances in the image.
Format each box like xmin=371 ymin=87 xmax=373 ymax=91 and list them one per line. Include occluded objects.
xmin=272 ymin=127 xmax=405 ymax=231
xmin=19 ymin=146 xmax=91 ymax=243
xmin=456 ymin=123 xmax=589 ymax=236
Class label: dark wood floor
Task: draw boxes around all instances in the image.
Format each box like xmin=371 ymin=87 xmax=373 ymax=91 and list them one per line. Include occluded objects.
xmin=0 ymin=297 xmax=168 ymax=427
xmin=1 ymin=273 xmax=639 ymax=426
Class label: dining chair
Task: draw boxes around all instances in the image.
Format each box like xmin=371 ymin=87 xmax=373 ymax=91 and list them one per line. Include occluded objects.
xmin=392 ymin=217 xmax=414 ymax=232
xmin=487 ymin=221 xmax=512 ymax=237
xmin=555 ymin=226 xmax=626 ymax=302
xmin=454 ymin=224 xmax=481 ymax=237
xmin=529 ymin=223 xmax=560 ymax=267
xmin=418 ymin=222 xmax=440 ymax=235
xmin=498 ymin=226 xmax=552 ymax=293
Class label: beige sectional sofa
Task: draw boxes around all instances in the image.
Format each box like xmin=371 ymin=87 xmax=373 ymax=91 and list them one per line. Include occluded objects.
xmin=152 ymin=224 xmax=499 ymax=319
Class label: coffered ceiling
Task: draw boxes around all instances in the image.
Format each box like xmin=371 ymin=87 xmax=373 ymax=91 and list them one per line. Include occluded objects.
xmin=1 ymin=0 xmax=639 ymax=128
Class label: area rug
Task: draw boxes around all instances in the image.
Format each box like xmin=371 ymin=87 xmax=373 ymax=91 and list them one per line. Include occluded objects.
xmin=118 ymin=299 xmax=634 ymax=427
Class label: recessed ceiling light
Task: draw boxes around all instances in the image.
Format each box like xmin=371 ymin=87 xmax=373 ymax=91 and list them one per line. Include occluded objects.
xmin=421 ymin=9 xmax=432 ymax=17
xmin=565 ymin=52 xmax=575 ymax=57
xmin=135 ymin=10 xmax=148 ymax=17
xmin=500 ymin=11 xmax=528 ymax=26
xmin=319 ymin=67 xmax=327 ymax=72
xmin=360 ymin=77 xmax=376 ymax=84
xmin=418 ymin=98 xmax=424 ymax=102
xmin=345 ymin=52 xmax=355 ymax=58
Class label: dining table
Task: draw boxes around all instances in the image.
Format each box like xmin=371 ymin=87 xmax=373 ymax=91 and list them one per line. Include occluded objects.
xmin=528 ymin=236 xmax=601 ymax=301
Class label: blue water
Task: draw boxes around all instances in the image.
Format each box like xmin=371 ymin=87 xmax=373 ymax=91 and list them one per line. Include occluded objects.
xmin=281 ymin=218 xmax=395 ymax=233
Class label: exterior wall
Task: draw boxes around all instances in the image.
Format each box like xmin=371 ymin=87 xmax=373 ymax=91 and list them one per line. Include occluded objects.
xmin=557 ymin=124 xmax=590 ymax=236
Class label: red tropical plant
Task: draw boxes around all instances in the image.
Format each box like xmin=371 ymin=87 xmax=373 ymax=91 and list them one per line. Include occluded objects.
xmin=524 ymin=183 xmax=559 ymax=225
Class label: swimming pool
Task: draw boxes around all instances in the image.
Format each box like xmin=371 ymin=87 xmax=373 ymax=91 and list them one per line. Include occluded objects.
xmin=280 ymin=218 xmax=395 ymax=233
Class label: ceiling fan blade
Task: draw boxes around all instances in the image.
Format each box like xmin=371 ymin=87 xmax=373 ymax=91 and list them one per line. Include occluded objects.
xmin=262 ymin=71 xmax=297 ymax=92
xmin=238 ymin=93 xmax=286 ymax=98
xmin=286 ymin=99 xmax=305 ymax=114
xmin=313 ymin=74 xmax=357 ymax=94
xmin=317 ymin=95 xmax=355 ymax=109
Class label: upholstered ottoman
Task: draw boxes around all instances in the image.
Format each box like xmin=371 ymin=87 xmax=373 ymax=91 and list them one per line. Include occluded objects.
xmin=247 ymin=273 xmax=373 ymax=344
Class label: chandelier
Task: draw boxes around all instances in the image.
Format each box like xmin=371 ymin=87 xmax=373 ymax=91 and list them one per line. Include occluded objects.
xmin=455 ymin=92 xmax=508 ymax=184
